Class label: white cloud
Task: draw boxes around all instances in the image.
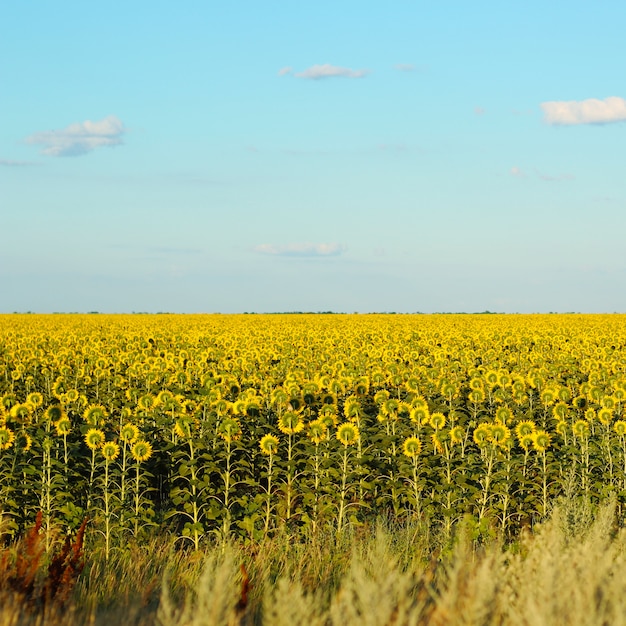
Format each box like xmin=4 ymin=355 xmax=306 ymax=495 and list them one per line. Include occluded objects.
xmin=293 ymin=64 xmax=369 ymax=80
xmin=510 ymin=166 xmax=524 ymax=177
xmin=254 ymin=242 xmax=347 ymax=257
xmin=394 ymin=63 xmax=415 ymax=72
xmin=278 ymin=66 xmax=292 ymax=76
xmin=0 ymin=158 xmax=36 ymax=167
xmin=25 ymin=115 xmax=125 ymax=156
xmin=541 ymin=96 xmax=626 ymax=125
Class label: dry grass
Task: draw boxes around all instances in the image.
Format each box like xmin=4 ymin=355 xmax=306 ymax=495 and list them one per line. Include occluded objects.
xmin=4 ymin=500 xmax=626 ymax=625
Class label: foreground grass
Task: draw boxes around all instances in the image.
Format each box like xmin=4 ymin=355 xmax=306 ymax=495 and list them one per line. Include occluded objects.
xmin=3 ymin=498 xmax=626 ymax=625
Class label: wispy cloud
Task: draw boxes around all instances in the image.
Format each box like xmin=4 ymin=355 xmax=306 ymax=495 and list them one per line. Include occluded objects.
xmin=25 ymin=115 xmax=125 ymax=156
xmin=254 ymin=242 xmax=347 ymax=257
xmin=536 ymin=170 xmax=574 ymax=182
xmin=474 ymin=106 xmax=486 ymax=116
xmin=288 ymin=64 xmax=369 ymax=80
xmin=277 ymin=66 xmax=293 ymax=76
xmin=0 ymin=158 xmax=37 ymax=167
xmin=394 ymin=63 xmax=415 ymax=72
xmin=510 ymin=166 xmax=524 ymax=177
xmin=541 ymin=96 xmax=626 ymax=126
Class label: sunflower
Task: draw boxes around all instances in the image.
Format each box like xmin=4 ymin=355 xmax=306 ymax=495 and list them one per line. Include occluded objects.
xmin=597 ymin=408 xmax=613 ymax=426
xmin=259 ymin=434 xmax=279 ymax=456
xmin=0 ymin=426 xmax=15 ymax=450
xmin=410 ymin=406 xmax=430 ymax=426
xmin=336 ymin=422 xmax=359 ymax=446
xmin=495 ymin=406 xmax=513 ymax=424
xmin=473 ymin=424 xmax=492 ymax=447
xmin=515 ymin=420 xmax=536 ymax=439
xmin=85 ymin=428 xmax=105 ymax=450
xmin=614 ymin=420 xmax=626 ymax=437
xmin=343 ymin=396 xmax=362 ymax=421
xmin=402 ymin=436 xmax=422 ymax=458
xmin=307 ymin=419 xmax=327 ymax=444
xmin=9 ymin=403 xmax=32 ymax=425
xmin=131 ymin=440 xmax=153 ymax=462
xmin=26 ymin=392 xmax=43 ymax=408
xmin=573 ymin=419 xmax=590 ymax=440
xmin=102 ymin=441 xmax=121 ymax=462
xmin=54 ymin=417 xmax=72 ymax=436
xmin=518 ymin=434 xmax=534 ymax=451
xmin=277 ymin=411 xmax=304 ymax=435
xmin=83 ymin=404 xmax=108 ymax=426
xmin=555 ymin=420 xmax=568 ymax=437
xmin=120 ymin=423 xmax=140 ymax=444
xmin=429 ymin=412 xmax=446 ymax=430
xmin=431 ymin=432 xmax=444 ymax=454
xmin=532 ymin=430 xmax=551 ymax=452
xmin=450 ymin=425 xmax=465 ymax=445
xmin=45 ymin=405 xmax=65 ymax=423
xmin=218 ymin=416 xmax=242 ymax=442
xmin=490 ymin=422 xmax=511 ymax=447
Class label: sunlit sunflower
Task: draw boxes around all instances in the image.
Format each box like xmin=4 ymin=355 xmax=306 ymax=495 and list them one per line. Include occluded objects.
xmin=429 ymin=412 xmax=446 ymax=430
xmin=85 ymin=428 xmax=105 ymax=450
xmin=102 ymin=441 xmax=121 ymax=462
xmin=597 ymin=407 xmax=613 ymax=426
xmin=218 ymin=416 xmax=242 ymax=442
xmin=532 ymin=430 xmax=551 ymax=452
xmin=307 ymin=419 xmax=327 ymax=444
xmin=336 ymin=422 xmax=359 ymax=446
xmin=259 ymin=433 xmax=279 ymax=456
xmin=277 ymin=411 xmax=305 ymax=435
xmin=0 ymin=426 xmax=15 ymax=450
xmin=402 ymin=436 xmax=422 ymax=458
xmin=573 ymin=419 xmax=590 ymax=440
xmin=83 ymin=404 xmax=108 ymax=426
xmin=473 ymin=424 xmax=492 ymax=447
xmin=450 ymin=425 xmax=465 ymax=445
xmin=120 ymin=423 xmax=140 ymax=444
xmin=54 ymin=417 xmax=72 ymax=436
xmin=131 ymin=440 xmax=153 ymax=462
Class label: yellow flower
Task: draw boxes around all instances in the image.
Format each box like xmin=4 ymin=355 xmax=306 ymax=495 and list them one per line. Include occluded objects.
xmin=54 ymin=417 xmax=72 ymax=436
xmin=614 ymin=420 xmax=626 ymax=437
xmin=83 ymin=404 xmax=108 ymax=426
xmin=429 ymin=412 xmax=446 ymax=430
xmin=259 ymin=434 xmax=279 ymax=455
xmin=402 ymin=436 xmax=422 ymax=458
xmin=131 ymin=440 xmax=153 ymax=462
xmin=102 ymin=441 xmax=120 ymax=462
xmin=473 ymin=424 xmax=491 ymax=447
xmin=532 ymin=430 xmax=551 ymax=452
xmin=120 ymin=423 xmax=140 ymax=444
xmin=0 ymin=426 xmax=15 ymax=450
xmin=85 ymin=428 xmax=105 ymax=450
xmin=573 ymin=419 xmax=590 ymax=440
xmin=336 ymin=422 xmax=359 ymax=446
xmin=307 ymin=419 xmax=327 ymax=444
xmin=450 ymin=425 xmax=464 ymax=445
xmin=218 ymin=417 xmax=242 ymax=442
xmin=277 ymin=411 xmax=304 ymax=435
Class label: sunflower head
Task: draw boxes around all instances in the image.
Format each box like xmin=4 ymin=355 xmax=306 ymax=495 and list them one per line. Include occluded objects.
xmin=473 ymin=424 xmax=492 ymax=448
xmin=278 ymin=411 xmax=304 ymax=435
xmin=402 ymin=436 xmax=422 ymax=458
xmin=598 ymin=408 xmax=613 ymax=426
xmin=614 ymin=420 xmax=626 ymax=437
xmin=307 ymin=419 xmax=328 ymax=444
xmin=55 ymin=417 xmax=72 ymax=436
xmin=218 ymin=416 xmax=242 ymax=442
xmin=259 ymin=433 xmax=279 ymax=456
xmin=573 ymin=419 xmax=590 ymax=440
xmin=102 ymin=441 xmax=121 ymax=462
xmin=85 ymin=428 xmax=105 ymax=450
xmin=131 ymin=440 xmax=153 ymax=462
xmin=450 ymin=425 xmax=464 ymax=445
xmin=120 ymin=423 xmax=140 ymax=444
xmin=532 ymin=430 xmax=551 ymax=452
xmin=83 ymin=404 xmax=108 ymax=427
xmin=429 ymin=412 xmax=446 ymax=430
xmin=336 ymin=422 xmax=359 ymax=446
xmin=0 ymin=427 xmax=15 ymax=450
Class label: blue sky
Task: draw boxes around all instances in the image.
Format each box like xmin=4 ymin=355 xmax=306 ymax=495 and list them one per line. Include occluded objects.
xmin=2 ymin=0 xmax=625 ymax=313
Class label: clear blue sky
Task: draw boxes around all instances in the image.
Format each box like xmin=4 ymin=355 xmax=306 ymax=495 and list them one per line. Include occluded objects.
xmin=2 ymin=0 xmax=625 ymax=313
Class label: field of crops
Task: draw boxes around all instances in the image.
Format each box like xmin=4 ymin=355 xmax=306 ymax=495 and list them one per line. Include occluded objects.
xmin=1 ymin=312 xmax=626 ymax=559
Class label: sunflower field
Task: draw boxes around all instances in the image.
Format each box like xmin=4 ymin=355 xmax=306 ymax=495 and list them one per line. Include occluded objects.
xmin=2 ymin=313 xmax=626 ymax=556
